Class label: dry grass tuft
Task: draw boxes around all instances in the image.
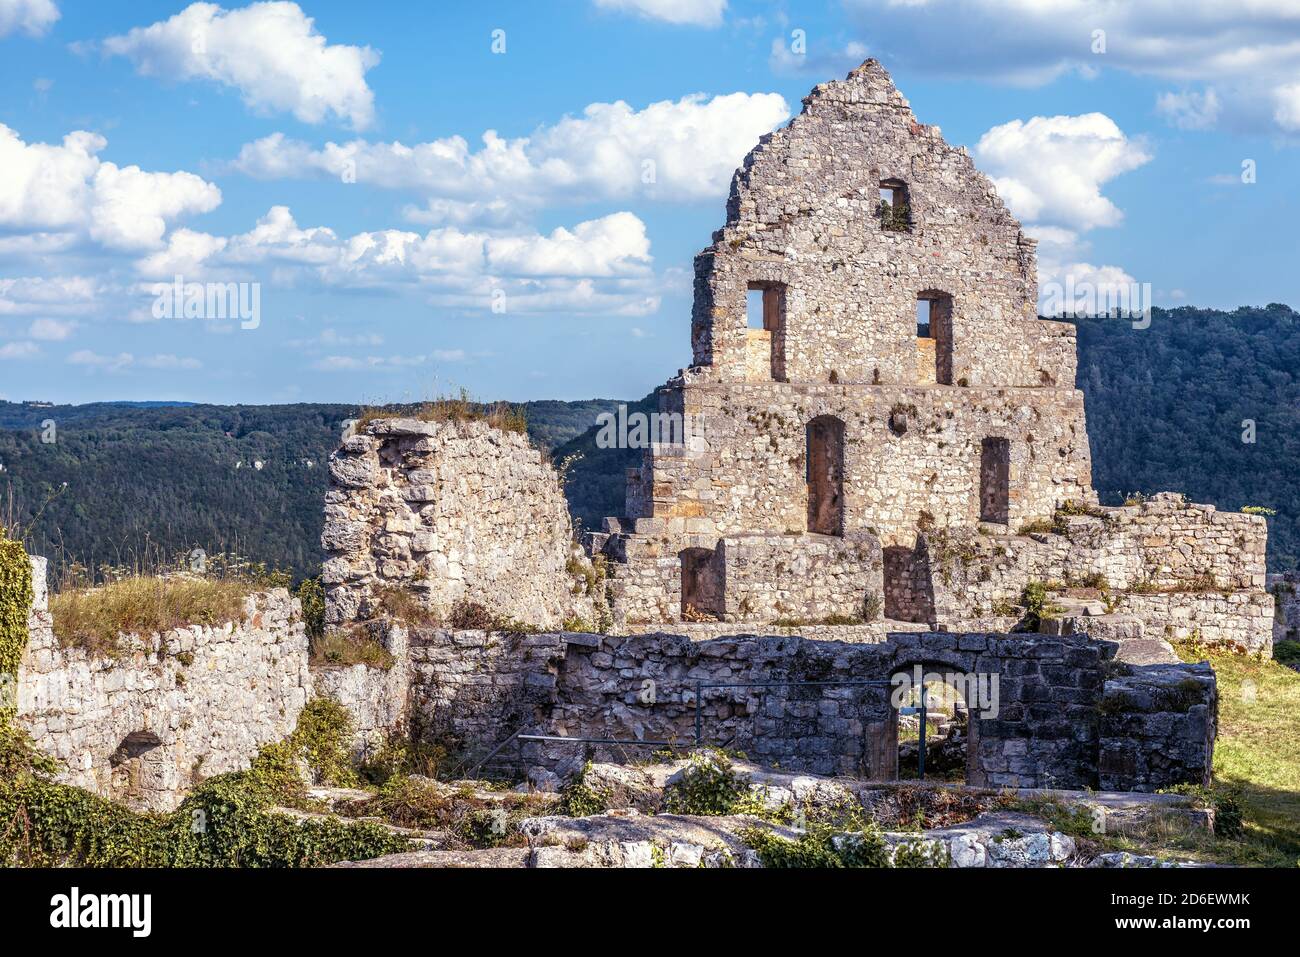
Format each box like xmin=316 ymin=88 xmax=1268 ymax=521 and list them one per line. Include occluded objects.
xmin=310 ymin=627 xmax=396 ymax=670
xmin=357 ymin=388 xmax=527 ymax=435
xmin=50 ymin=576 xmax=254 ymax=656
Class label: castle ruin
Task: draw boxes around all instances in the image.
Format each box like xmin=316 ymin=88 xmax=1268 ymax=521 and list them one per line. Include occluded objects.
xmin=585 ymin=60 xmax=1271 ymax=657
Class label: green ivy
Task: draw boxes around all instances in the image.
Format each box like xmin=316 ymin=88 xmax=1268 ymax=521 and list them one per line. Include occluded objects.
xmin=0 ymin=696 xmax=407 ymax=868
xmin=0 ymin=535 xmax=34 ymax=720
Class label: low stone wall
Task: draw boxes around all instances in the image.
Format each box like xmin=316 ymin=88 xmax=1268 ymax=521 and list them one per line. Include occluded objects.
xmin=921 ymin=494 xmax=1271 ymax=653
xmin=623 ymin=619 xmax=927 ymax=642
xmin=310 ymin=622 xmax=410 ymax=756
xmin=1099 ymin=663 xmax=1217 ymax=791
xmin=16 ymin=559 xmax=311 ymax=811
xmin=1268 ymin=573 xmax=1299 ymax=646
xmin=406 ymin=629 xmax=569 ymax=766
xmin=1115 ymin=591 xmax=1273 ymax=652
xmin=323 ymin=417 xmax=595 ymax=630
xmin=325 ymin=621 xmax=1216 ymax=793
xmin=598 ymin=529 xmax=884 ymax=629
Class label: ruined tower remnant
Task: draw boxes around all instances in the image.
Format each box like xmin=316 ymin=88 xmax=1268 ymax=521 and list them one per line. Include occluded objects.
xmin=586 ymin=60 xmax=1269 ymax=650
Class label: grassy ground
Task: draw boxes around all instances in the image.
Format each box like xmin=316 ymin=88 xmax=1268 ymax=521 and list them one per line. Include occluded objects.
xmin=1103 ymin=644 xmax=1300 ymax=867
xmin=50 ymin=576 xmax=254 ymax=655
xmin=1198 ymin=648 xmax=1300 ymax=865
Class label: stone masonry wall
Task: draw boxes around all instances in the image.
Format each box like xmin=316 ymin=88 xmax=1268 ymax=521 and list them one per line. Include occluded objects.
xmin=922 ymin=493 xmax=1272 ymax=653
xmin=1099 ymin=662 xmax=1217 ymax=791
xmin=690 ymin=60 xmax=1058 ymax=390
xmin=345 ymin=625 xmax=1215 ymax=793
xmin=16 ymin=558 xmax=311 ymax=811
xmin=323 ymin=417 xmax=592 ymax=630
xmin=621 ymin=380 xmax=1093 ymax=545
xmin=1268 ymin=573 xmax=1300 ymax=646
xmin=599 ymin=529 xmax=885 ymax=628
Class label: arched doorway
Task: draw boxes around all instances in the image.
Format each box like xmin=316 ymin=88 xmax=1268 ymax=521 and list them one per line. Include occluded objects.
xmin=806 ymin=416 xmax=845 ymax=536
xmin=890 ymin=667 xmax=980 ymax=783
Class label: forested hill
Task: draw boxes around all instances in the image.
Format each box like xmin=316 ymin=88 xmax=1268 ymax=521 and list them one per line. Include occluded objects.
xmin=1075 ymin=303 xmax=1299 ymax=570
xmin=0 ymin=399 xmax=622 ymax=582
xmin=1 ymin=303 xmax=1296 ymax=582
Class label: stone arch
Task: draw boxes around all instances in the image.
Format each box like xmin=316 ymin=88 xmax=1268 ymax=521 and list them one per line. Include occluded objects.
xmin=806 ymin=415 xmax=846 ymax=536
xmin=886 ymin=661 xmax=982 ymax=784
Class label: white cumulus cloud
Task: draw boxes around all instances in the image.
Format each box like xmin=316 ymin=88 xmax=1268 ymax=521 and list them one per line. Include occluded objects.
xmin=0 ymin=0 xmax=58 ymax=38
xmin=134 ymin=207 xmax=660 ymax=317
xmin=231 ymin=92 xmax=791 ymax=215
xmin=842 ymin=0 xmax=1300 ymax=131
xmin=592 ymin=0 xmax=726 ymax=27
xmin=975 ymin=113 xmax=1151 ymax=232
xmin=0 ymin=124 xmax=220 ymax=251
xmin=103 ymin=1 xmax=379 ymax=129
xmin=974 ymin=113 xmax=1151 ymax=311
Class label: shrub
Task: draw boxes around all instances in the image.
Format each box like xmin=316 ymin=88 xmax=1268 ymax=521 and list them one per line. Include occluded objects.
xmin=447 ymin=600 xmax=536 ymax=633
xmin=295 ymin=577 xmax=325 ymax=640
xmin=1020 ymin=580 xmax=1058 ymax=630
xmin=742 ymin=820 xmax=895 ymax=868
xmin=560 ymin=763 xmax=609 ymax=817
xmin=357 ymin=734 xmax=448 ymax=786
xmin=290 ymin=698 xmax=360 ymax=788
xmin=663 ymin=750 xmax=747 ymax=816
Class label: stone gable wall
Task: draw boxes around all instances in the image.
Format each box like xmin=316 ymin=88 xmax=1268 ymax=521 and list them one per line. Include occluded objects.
xmin=323 ymin=417 xmax=592 ymax=630
xmin=16 ymin=558 xmax=310 ymax=811
xmin=690 ymin=60 xmax=1058 ymax=390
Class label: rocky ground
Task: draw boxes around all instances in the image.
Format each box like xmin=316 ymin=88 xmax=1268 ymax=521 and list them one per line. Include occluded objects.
xmin=311 ymin=751 xmax=1215 ymax=869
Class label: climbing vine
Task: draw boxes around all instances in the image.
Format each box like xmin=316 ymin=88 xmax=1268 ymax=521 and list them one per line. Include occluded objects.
xmin=0 ymin=534 xmax=33 ymax=718
xmin=0 ymin=693 xmax=409 ymax=868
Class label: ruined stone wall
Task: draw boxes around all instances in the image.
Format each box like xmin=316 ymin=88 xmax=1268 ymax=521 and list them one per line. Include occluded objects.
xmin=622 ymin=381 xmax=1092 ymax=546
xmin=1267 ymin=573 xmax=1299 ymax=646
xmin=406 ymin=628 xmax=569 ymax=766
xmin=16 ymin=559 xmax=310 ymax=811
xmin=1099 ymin=663 xmax=1217 ymax=791
xmin=600 ymin=529 xmax=885 ymax=627
xmin=689 ymin=60 xmax=1059 ymax=390
xmin=922 ymin=494 xmax=1272 ymax=652
xmin=309 ymin=619 xmax=1215 ymax=792
xmin=323 ymin=417 xmax=592 ymax=630
xmin=536 ymin=630 xmax=1213 ymax=790
xmin=310 ymin=622 xmax=410 ymax=756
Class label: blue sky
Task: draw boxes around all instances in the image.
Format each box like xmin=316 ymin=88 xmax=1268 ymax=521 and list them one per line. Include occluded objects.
xmin=0 ymin=0 xmax=1296 ymax=405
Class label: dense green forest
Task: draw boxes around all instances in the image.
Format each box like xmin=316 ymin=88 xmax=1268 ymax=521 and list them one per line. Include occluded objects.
xmin=2 ymin=303 xmax=1296 ymax=583
xmin=0 ymin=399 xmax=622 ymax=583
